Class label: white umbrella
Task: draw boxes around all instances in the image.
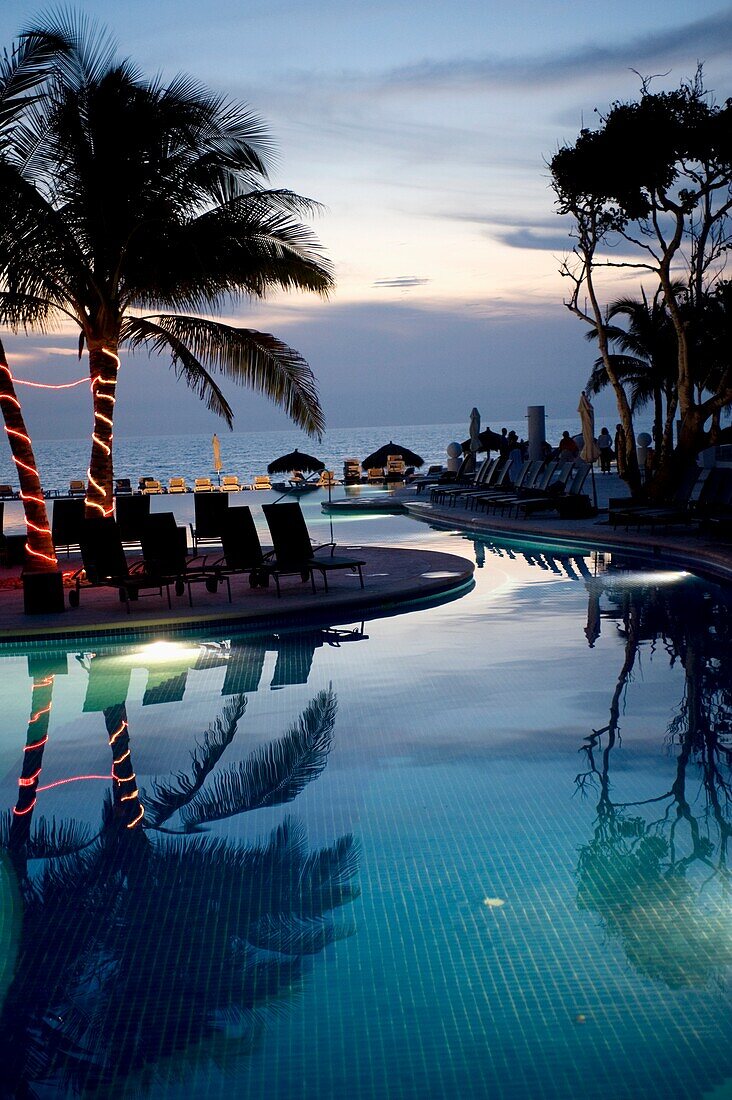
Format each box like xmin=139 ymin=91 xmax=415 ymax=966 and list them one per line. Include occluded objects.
xmin=212 ymin=434 xmax=223 ymax=485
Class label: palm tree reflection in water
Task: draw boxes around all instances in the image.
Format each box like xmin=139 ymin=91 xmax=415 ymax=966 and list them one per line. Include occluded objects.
xmin=575 ymin=576 xmax=732 ymax=989
xmin=0 ymin=686 xmax=359 ymax=1097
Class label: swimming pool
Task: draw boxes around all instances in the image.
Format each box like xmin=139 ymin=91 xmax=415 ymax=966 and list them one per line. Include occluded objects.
xmin=1 ymin=517 xmax=731 ymax=1098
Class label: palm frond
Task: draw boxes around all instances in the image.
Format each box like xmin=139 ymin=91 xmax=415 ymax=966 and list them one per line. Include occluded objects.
xmin=0 ymin=809 xmax=92 ymax=859
xmin=143 ymin=695 xmax=247 ymax=828
xmin=180 ymin=689 xmax=336 ymax=829
xmin=129 ymin=314 xmax=324 ymax=436
xmin=247 ymin=913 xmax=355 ymax=956
xmin=121 ymin=314 xmax=234 ymax=423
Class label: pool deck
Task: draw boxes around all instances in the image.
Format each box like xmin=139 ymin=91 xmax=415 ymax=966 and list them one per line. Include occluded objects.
xmin=398 ymin=473 xmax=732 ymax=585
xmin=0 ymin=544 xmax=475 ymax=644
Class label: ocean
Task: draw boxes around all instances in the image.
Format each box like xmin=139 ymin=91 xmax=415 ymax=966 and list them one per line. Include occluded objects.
xmin=0 ymin=416 xmax=642 ymax=496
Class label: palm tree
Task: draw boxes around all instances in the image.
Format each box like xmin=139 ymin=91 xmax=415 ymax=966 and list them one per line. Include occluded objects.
xmin=0 ymin=30 xmax=72 ymax=567
xmin=0 ymin=687 xmax=360 ymax=1095
xmin=586 ymin=286 xmax=679 ymax=470
xmin=0 ymin=14 xmax=333 ymax=517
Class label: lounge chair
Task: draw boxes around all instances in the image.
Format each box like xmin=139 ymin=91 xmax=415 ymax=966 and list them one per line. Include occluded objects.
xmin=610 ymin=468 xmax=705 ymax=530
xmin=479 ymin=461 xmax=564 ymax=516
xmin=220 ymin=475 xmax=243 ymax=492
xmin=140 ymin=477 xmax=164 ymax=495
xmin=366 ymin=467 xmax=384 ymax=483
xmin=431 ymin=457 xmax=504 ymax=506
xmin=251 ymin=475 xmax=272 ymax=490
xmin=342 ymin=459 xmax=362 ymax=483
xmin=466 ymin=459 xmax=537 ymax=511
xmin=141 ymin=512 xmax=222 ymax=605
xmin=207 ymin=506 xmax=271 ymax=590
xmin=193 ymin=477 xmax=216 ymax=493
xmin=168 ymin=476 xmax=189 ymax=493
xmin=114 ymin=478 xmax=133 ymax=495
xmin=514 ymin=461 xmax=591 ymax=517
xmin=317 ymin=470 xmax=338 ymax=488
xmin=0 ymin=484 xmax=16 ymax=500
xmin=415 ymin=455 xmax=473 ymax=495
xmin=262 ymin=502 xmax=366 ymax=596
xmin=115 ymin=493 xmax=151 ymax=545
xmin=69 ymin=517 xmax=173 ymax=611
xmin=190 ymin=491 xmax=230 ymax=551
xmin=386 ymin=454 xmax=407 ymax=479
xmin=52 ymin=497 xmax=86 ymax=555
xmin=68 ymin=479 xmax=86 ymax=497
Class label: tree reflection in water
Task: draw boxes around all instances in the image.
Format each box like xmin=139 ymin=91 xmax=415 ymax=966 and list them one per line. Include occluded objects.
xmin=0 ymin=686 xmax=359 ymax=1097
xmin=575 ymin=575 xmax=732 ymax=989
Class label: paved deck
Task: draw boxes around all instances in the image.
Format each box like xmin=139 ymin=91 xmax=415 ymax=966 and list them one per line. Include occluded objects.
xmin=0 ymin=545 xmax=474 ymax=644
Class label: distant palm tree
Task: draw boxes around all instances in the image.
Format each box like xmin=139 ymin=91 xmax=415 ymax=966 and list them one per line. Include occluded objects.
xmin=586 ymin=288 xmax=679 ymax=466
xmin=0 ymin=13 xmax=333 ymax=517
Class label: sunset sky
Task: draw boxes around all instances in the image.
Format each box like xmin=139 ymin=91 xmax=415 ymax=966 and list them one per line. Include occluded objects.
xmin=1 ymin=1 xmax=731 ymax=438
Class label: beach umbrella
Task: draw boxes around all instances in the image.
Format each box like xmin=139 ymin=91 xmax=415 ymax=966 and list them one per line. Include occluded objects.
xmin=212 ymin=433 xmax=223 ymax=485
xmin=267 ymin=448 xmax=325 ymax=475
xmin=469 ymin=407 xmax=481 ymax=452
xmin=578 ymin=391 xmax=599 ymax=508
xmin=361 ymin=442 xmax=424 ymax=469
xmin=460 ymin=428 xmax=503 ymax=453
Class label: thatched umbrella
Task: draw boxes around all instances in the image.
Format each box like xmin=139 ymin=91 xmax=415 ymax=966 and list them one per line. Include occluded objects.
xmin=267 ymin=449 xmax=325 ymax=475
xmin=362 ymin=442 xmax=424 ymax=469
xmin=460 ymin=428 xmax=503 ymax=454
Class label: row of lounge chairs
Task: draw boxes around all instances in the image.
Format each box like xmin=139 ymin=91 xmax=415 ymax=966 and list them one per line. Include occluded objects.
xmin=68 ymin=500 xmax=365 ymax=611
xmin=428 ymin=456 xmax=593 ymax=518
xmin=609 ymin=466 xmax=732 ymax=533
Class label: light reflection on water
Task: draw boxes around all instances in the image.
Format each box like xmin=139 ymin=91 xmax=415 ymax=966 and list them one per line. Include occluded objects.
xmin=1 ymin=523 xmax=732 ymax=1098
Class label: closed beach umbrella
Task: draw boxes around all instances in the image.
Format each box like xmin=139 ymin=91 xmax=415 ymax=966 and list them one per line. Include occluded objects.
xmin=578 ymin=391 xmax=599 ymax=509
xmin=578 ymin=393 xmax=600 ymax=463
xmin=362 ymin=442 xmax=424 ymax=469
xmin=212 ymin=434 xmax=223 ymax=472
xmin=267 ymin=448 xmax=325 ymax=475
xmin=469 ymin=407 xmax=481 ymax=452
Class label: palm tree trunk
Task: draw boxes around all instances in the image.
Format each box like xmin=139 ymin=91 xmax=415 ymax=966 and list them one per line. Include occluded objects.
xmin=9 ymin=672 xmax=55 ymax=863
xmin=0 ymin=338 xmax=57 ymax=571
xmin=104 ymin=704 xmax=145 ymax=830
xmin=86 ymin=342 xmax=119 ymax=519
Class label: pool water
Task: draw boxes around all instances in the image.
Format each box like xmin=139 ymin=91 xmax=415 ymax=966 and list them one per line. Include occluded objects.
xmin=1 ymin=517 xmax=731 ymax=1099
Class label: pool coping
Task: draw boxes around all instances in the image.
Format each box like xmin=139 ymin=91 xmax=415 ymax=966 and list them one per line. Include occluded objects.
xmin=404 ymin=500 xmax=732 ymax=587
xmin=0 ymin=545 xmax=475 ymax=647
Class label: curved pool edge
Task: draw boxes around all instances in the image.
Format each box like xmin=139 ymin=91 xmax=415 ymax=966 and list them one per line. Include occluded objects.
xmin=405 ymin=501 xmax=732 ymax=586
xmin=0 ymin=545 xmax=475 ymax=649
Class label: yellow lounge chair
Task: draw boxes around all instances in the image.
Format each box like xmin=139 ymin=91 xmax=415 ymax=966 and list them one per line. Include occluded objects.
xmin=343 ymin=459 xmax=362 ymax=482
xmin=69 ymin=479 xmax=86 ymax=497
xmin=220 ymin=475 xmax=242 ymax=492
xmin=194 ymin=477 xmax=216 ymax=492
xmin=386 ymin=454 xmax=406 ymax=477
xmin=140 ymin=478 xmax=164 ymax=495
xmin=168 ymin=476 xmax=189 ymax=493
xmin=317 ymin=470 xmax=338 ymax=488
xmin=367 ymin=467 xmax=384 ymax=482
xmin=251 ymin=475 xmax=272 ymax=490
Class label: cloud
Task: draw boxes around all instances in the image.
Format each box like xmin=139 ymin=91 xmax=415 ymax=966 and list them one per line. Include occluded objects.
xmin=379 ymin=11 xmax=732 ymax=92
xmin=372 ymin=276 xmax=430 ymax=288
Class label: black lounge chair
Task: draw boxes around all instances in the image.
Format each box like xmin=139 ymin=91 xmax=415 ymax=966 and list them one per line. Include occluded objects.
xmin=431 ymin=457 xmax=505 ymax=506
xmin=190 ymin=491 xmax=230 ymax=551
xmin=116 ymin=493 xmax=151 ymax=545
xmin=262 ymin=502 xmax=366 ymax=596
xmin=114 ymin=478 xmax=133 ymax=495
xmin=514 ymin=461 xmax=591 ymax=517
xmin=207 ymin=506 xmax=271 ymax=590
xmin=610 ymin=468 xmax=708 ymax=530
xmin=477 ymin=461 xmax=560 ymax=515
xmin=69 ymin=517 xmax=173 ymax=611
xmin=52 ymin=497 xmax=86 ymax=555
xmin=141 ymin=511 xmax=225 ymax=604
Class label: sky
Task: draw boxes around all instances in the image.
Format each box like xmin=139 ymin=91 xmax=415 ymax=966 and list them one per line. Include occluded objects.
xmin=1 ymin=0 xmax=732 ymax=439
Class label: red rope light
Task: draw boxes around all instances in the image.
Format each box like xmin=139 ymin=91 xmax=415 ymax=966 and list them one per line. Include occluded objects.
xmin=18 ymin=767 xmax=42 ymax=786
xmin=36 ymin=774 xmax=110 ymax=792
xmin=85 ymin=348 xmax=119 ymax=518
xmin=24 ymin=735 xmax=48 ymax=752
xmin=12 ymin=799 xmax=36 ymax=816
xmin=28 ymin=702 xmax=52 ymax=724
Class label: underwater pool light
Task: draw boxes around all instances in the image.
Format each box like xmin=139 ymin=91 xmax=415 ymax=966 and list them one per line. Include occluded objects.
xmin=134 ymin=640 xmax=201 ymax=664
